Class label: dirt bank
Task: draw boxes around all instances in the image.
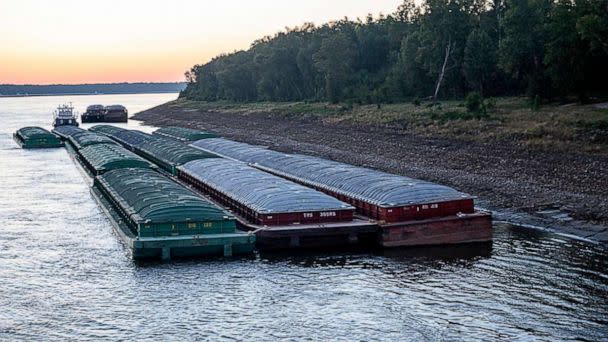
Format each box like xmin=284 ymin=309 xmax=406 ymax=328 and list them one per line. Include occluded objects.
xmin=133 ymin=100 xmax=608 ymax=244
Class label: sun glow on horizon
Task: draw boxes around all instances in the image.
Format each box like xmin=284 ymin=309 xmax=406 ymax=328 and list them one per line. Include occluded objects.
xmin=0 ymin=0 xmax=402 ymax=84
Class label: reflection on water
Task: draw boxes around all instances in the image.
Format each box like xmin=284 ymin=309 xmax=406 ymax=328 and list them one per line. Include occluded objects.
xmin=0 ymin=94 xmax=607 ymax=340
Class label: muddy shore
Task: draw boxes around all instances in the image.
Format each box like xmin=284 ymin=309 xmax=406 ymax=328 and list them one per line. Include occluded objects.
xmin=133 ymin=101 xmax=608 ymax=244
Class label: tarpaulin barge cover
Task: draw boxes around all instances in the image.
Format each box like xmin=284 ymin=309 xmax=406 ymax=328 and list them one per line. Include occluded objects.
xmin=153 ymin=126 xmax=218 ymax=142
xmin=78 ymin=143 xmax=156 ymax=176
xmin=13 ymin=126 xmax=63 ymax=148
xmin=68 ymin=131 xmax=118 ymax=150
xmin=90 ymin=125 xmax=153 ymax=151
xmin=89 ymin=124 xmax=126 ymax=136
xmin=178 ymin=158 xmax=355 ymax=226
xmin=191 ymin=138 xmax=492 ymax=247
xmin=135 ymin=136 xmax=218 ymax=175
xmin=190 ymin=138 xmax=475 ymax=223
xmin=93 ymin=168 xmax=255 ymax=259
xmin=52 ymin=125 xmax=85 ymax=140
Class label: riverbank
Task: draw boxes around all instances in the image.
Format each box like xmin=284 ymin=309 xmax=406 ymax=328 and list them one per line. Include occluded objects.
xmin=133 ymin=98 xmax=608 ymax=244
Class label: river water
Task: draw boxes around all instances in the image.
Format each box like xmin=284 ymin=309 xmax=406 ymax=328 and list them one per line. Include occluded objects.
xmin=0 ymin=94 xmax=606 ymax=341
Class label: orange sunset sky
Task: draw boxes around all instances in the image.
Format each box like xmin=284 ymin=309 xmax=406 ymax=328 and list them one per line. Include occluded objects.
xmin=0 ymin=0 xmax=402 ymax=85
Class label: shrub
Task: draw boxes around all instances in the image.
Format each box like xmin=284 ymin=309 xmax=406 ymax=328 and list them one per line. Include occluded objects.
xmin=485 ymin=97 xmax=496 ymax=112
xmin=531 ymin=95 xmax=541 ymax=111
xmin=465 ymin=92 xmax=487 ymax=118
xmin=465 ymin=92 xmax=483 ymax=113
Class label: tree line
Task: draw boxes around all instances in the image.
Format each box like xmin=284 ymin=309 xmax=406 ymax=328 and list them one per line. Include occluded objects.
xmin=181 ymin=0 xmax=608 ymax=104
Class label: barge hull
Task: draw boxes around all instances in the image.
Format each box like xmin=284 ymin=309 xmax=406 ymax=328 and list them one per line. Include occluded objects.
xmin=13 ymin=133 xmax=63 ymax=149
xmin=251 ymin=223 xmax=378 ymax=250
xmin=90 ymin=186 xmax=254 ymax=260
xmin=82 ymin=115 xmax=127 ymax=123
xmin=380 ymin=212 xmax=492 ymax=247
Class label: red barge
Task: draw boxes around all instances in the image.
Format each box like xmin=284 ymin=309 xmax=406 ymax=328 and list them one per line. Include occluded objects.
xmin=177 ymin=158 xmax=378 ymax=249
xmin=190 ymin=138 xmax=492 ymax=248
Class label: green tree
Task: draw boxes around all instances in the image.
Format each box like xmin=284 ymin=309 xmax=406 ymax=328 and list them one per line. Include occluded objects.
xmin=179 ymin=0 xmax=607 ymax=104
xmin=313 ymin=30 xmax=357 ymax=103
xmin=417 ymin=0 xmax=472 ymax=100
xmin=464 ymin=28 xmax=496 ymax=96
xmin=499 ymin=0 xmax=551 ymax=97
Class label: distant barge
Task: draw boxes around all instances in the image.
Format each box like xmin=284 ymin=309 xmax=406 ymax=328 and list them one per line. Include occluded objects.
xmin=13 ymin=127 xmax=63 ymax=148
xmin=81 ymin=104 xmax=128 ymax=123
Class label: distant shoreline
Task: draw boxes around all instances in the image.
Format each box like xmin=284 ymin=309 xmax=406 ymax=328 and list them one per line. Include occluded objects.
xmin=0 ymin=82 xmax=186 ymax=97
xmin=0 ymin=91 xmax=180 ymax=98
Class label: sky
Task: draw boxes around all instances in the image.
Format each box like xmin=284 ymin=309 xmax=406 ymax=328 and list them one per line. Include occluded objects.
xmin=0 ymin=0 xmax=403 ymax=85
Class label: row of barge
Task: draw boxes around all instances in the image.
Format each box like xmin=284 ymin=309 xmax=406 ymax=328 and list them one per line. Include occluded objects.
xmin=16 ymin=125 xmax=492 ymax=260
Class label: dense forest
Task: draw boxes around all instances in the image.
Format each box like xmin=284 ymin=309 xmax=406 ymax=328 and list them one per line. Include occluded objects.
xmin=181 ymin=0 xmax=608 ymax=104
xmin=0 ymin=82 xmax=186 ymax=96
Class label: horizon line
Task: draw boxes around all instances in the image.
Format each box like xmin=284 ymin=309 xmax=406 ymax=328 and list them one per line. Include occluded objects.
xmin=1 ymin=81 xmax=187 ymax=86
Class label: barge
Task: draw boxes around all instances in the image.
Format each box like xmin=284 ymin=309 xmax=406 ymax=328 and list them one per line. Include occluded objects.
xmin=153 ymin=126 xmax=218 ymax=142
xmin=56 ymin=129 xmax=254 ymax=260
xmin=134 ymin=136 xmax=218 ymax=175
xmin=177 ymin=159 xmax=378 ymax=249
xmin=67 ymin=131 xmax=118 ymax=150
xmin=191 ymin=138 xmax=493 ymax=247
xmin=89 ymin=125 xmax=150 ymax=152
xmin=80 ymin=105 xmax=105 ymax=123
xmin=63 ymin=126 xmax=491 ymax=252
xmin=78 ymin=143 xmax=156 ymax=176
xmin=82 ymin=105 xmax=127 ymax=123
xmin=52 ymin=125 xmax=85 ymax=140
xmin=93 ymin=168 xmax=255 ymax=260
xmin=91 ymin=126 xmax=215 ymax=174
xmin=13 ymin=126 xmax=63 ymax=148
xmin=103 ymin=105 xmax=128 ymax=122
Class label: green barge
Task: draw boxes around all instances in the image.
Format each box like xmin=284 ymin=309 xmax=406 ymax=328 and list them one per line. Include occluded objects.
xmin=93 ymin=168 xmax=255 ymax=260
xmin=68 ymin=131 xmax=118 ymax=149
xmin=78 ymin=143 xmax=156 ymax=176
xmin=13 ymin=127 xmax=63 ymax=148
xmin=59 ymin=131 xmax=255 ymax=260
xmin=153 ymin=126 xmax=218 ymax=142
xmin=134 ymin=137 xmax=218 ymax=175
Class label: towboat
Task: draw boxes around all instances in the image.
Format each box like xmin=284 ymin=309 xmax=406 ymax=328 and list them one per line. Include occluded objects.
xmin=52 ymin=103 xmax=79 ymax=127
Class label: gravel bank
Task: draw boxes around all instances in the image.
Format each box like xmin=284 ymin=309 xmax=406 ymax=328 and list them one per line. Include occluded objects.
xmin=133 ymin=101 xmax=608 ymax=244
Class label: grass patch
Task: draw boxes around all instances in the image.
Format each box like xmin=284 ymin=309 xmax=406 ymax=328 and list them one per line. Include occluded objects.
xmin=430 ymin=110 xmax=487 ymax=122
xmin=172 ymin=97 xmax=608 ymax=153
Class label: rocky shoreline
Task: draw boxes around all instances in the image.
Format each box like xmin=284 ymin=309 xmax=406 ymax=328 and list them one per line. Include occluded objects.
xmin=133 ymin=101 xmax=608 ymax=244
